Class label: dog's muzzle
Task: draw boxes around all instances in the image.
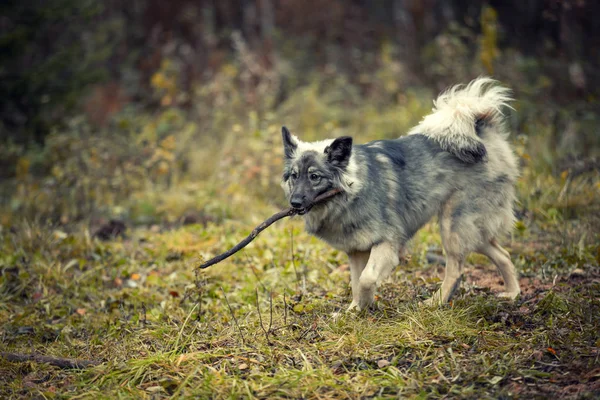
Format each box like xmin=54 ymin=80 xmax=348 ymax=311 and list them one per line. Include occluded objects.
xmin=290 ymin=194 xmax=309 ymax=214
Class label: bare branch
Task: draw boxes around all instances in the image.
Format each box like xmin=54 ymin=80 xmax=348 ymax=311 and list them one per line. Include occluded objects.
xmin=1 ymin=352 xmax=100 ymax=369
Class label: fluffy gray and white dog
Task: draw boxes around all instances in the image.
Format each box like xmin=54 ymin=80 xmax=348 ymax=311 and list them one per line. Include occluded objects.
xmin=280 ymin=77 xmax=521 ymax=311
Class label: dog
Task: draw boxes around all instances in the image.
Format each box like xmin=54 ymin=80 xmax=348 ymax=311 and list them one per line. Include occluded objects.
xmin=280 ymin=77 xmax=521 ymax=311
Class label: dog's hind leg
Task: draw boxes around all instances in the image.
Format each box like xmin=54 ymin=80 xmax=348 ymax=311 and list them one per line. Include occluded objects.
xmin=356 ymin=242 xmax=400 ymax=311
xmin=478 ymin=239 xmax=520 ymax=299
xmin=426 ymin=195 xmax=467 ymax=306
xmin=347 ymin=251 xmax=370 ymax=311
xmin=425 ymin=254 xmax=464 ymax=306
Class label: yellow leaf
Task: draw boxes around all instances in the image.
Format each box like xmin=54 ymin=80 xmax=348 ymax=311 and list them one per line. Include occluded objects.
xmin=160 ymin=135 xmax=176 ymax=151
xmin=151 ymin=72 xmax=166 ymax=88
xmin=156 ymin=161 xmax=170 ymax=175
xmin=146 ymin=274 xmax=160 ymax=286
xmin=293 ymin=304 xmax=304 ymax=313
xmin=16 ymin=157 xmax=30 ymax=179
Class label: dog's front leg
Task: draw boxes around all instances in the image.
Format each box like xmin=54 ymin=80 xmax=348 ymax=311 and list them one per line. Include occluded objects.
xmin=356 ymin=242 xmax=399 ymax=310
xmin=347 ymin=251 xmax=370 ymax=311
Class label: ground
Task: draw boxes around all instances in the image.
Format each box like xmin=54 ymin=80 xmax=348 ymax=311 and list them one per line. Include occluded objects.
xmin=1 ymin=196 xmax=599 ymax=399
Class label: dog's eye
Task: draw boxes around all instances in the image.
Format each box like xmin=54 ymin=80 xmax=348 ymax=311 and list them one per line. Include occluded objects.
xmin=310 ymin=173 xmax=320 ymax=181
xmin=290 ymin=172 xmax=298 ymax=180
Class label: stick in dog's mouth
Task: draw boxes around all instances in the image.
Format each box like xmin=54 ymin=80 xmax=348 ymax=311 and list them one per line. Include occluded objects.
xmin=292 ymin=188 xmax=342 ymax=215
xmin=196 ymin=187 xmax=344 ymax=270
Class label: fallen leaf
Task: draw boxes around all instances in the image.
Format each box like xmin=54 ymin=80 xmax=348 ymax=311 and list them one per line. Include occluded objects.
xmin=238 ymin=363 xmax=248 ymax=370
xmin=169 ymin=290 xmax=179 ymax=298
xmin=131 ymin=273 xmax=141 ymax=281
xmin=17 ymin=326 xmax=34 ymax=335
xmin=293 ymin=304 xmax=304 ymax=313
xmin=532 ymin=350 xmax=544 ymax=361
xmin=75 ymin=308 xmax=86 ymax=316
xmin=54 ymin=230 xmax=68 ymax=240
xmin=125 ymin=279 xmax=138 ymax=288
xmin=377 ymin=359 xmax=390 ymax=368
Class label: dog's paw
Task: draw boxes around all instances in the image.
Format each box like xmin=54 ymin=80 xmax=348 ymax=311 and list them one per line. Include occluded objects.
xmin=498 ymin=290 xmax=520 ymax=300
xmin=357 ymin=297 xmax=374 ymax=311
xmin=346 ymin=300 xmax=360 ymax=313
xmin=357 ymin=277 xmax=376 ymax=311
xmin=422 ymin=296 xmax=439 ymax=308
xmin=423 ymin=290 xmax=445 ymax=307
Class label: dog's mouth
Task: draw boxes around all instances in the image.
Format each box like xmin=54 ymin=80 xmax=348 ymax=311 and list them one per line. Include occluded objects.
xmin=293 ymin=207 xmax=308 ymax=215
xmin=291 ymin=190 xmax=338 ymax=215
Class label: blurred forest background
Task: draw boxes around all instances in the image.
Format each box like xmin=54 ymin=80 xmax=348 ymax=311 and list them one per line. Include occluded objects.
xmin=1 ymin=0 xmax=599 ymax=227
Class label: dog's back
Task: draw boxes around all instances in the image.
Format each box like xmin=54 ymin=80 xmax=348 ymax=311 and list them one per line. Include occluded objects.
xmin=308 ymin=78 xmax=518 ymax=252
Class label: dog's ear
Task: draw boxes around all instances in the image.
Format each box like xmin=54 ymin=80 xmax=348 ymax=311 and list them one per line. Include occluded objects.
xmin=325 ymin=136 xmax=353 ymax=169
xmin=281 ymin=126 xmax=298 ymax=159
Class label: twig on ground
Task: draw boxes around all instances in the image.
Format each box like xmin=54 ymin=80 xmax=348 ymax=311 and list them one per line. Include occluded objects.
xmin=221 ymin=287 xmax=245 ymax=346
xmin=255 ymin=288 xmax=271 ymax=344
xmin=290 ymin=228 xmax=300 ymax=290
xmin=283 ymin=292 xmax=288 ymax=326
xmin=268 ymin=290 xmax=273 ymax=335
xmin=1 ymin=352 xmax=100 ymax=369
xmin=196 ymin=188 xmax=343 ymax=270
xmin=194 ymin=269 xmax=204 ymax=323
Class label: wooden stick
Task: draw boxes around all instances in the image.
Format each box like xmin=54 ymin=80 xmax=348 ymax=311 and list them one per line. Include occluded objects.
xmin=1 ymin=352 xmax=100 ymax=369
xmin=197 ymin=188 xmax=343 ymax=270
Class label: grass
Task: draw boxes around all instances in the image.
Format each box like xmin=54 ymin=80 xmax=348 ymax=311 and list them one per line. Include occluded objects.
xmin=1 ymin=74 xmax=600 ymax=398
xmin=1 ymin=199 xmax=599 ymax=398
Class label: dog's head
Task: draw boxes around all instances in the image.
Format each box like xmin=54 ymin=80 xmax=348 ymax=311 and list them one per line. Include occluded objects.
xmin=280 ymin=126 xmax=352 ymax=213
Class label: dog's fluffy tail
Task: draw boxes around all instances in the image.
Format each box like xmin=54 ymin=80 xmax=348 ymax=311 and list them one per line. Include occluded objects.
xmin=409 ymin=77 xmax=513 ymax=164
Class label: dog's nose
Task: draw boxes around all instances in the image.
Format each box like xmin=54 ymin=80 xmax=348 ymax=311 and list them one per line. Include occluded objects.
xmin=290 ymin=194 xmax=305 ymax=209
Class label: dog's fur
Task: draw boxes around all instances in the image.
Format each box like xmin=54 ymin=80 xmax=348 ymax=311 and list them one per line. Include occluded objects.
xmin=280 ymin=77 xmax=521 ymax=310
